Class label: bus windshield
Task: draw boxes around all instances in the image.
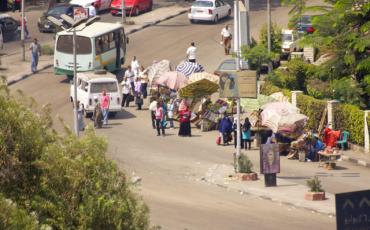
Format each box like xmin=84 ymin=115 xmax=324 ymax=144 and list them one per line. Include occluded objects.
xmin=56 ymin=35 xmax=92 ymax=54
xmin=90 ymin=82 xmax=118 ymax=93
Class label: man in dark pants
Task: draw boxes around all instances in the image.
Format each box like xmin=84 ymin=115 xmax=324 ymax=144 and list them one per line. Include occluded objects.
xmin=13 ymin=0 xmax=21 ymax=12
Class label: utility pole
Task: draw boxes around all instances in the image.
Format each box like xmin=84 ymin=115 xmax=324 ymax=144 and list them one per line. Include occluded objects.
xmin=244 ymin=0 xmax=250 ymax=46
xmin=121 ymin=0 xmax=126 ymax=24
xmin=73 ymin=28 xmax=79 ymax=136
xmin=267 ymin=0 xmax=272 ymax=73
xmin=235 ymin=0 xmax=241 ymax=173
xmin=21 ymin=0 xmax=25 ymax=61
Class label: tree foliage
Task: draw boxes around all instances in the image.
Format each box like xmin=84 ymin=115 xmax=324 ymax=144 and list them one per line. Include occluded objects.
xmin=259 ymin=23 xmax=282 ymax=53
xmin=0 ymin=84 xmax=150 ymax=229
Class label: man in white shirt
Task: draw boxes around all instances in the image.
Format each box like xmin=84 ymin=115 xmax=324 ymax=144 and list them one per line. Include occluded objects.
xmin=186 ymin=42 xmax=197 ymax=63
xmin=124 ymin=65 xmax=135 ymax=92
xmin=121 ymin=77 xmax=131 ymax=107
xmin=221 ymin=25 xmax=232 ymax=55
xmin=88 ymin=4 xmax=97 ymax=17
xmin=131 ymin=56 xmax=140 ymax=77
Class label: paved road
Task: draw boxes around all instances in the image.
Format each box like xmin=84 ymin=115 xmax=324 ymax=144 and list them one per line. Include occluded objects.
xmin=9 ymin=13 xmax=338 ymax=229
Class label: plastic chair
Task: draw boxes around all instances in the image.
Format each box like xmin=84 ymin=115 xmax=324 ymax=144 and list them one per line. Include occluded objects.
xmin=337 ymin=131 xmax=350 ymax=150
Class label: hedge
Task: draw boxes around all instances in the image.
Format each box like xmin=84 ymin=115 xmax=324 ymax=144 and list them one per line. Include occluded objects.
xmin=296 ymin=94 xmax=327 ymax=132
xmin=261 ymin=82 xmax=366 ymax=145
xmin=333 ymin=104 xmax=364 ymax=145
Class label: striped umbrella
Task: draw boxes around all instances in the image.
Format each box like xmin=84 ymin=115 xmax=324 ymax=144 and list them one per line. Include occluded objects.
xmin=176 ymin=61 xmax=204 ymax=77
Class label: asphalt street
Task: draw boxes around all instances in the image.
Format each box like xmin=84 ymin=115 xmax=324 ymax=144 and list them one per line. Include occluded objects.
xmin=6 ymin=0 xmax=366 ymax=229
xmin=8 ymin=13 xmax=338 ymax=229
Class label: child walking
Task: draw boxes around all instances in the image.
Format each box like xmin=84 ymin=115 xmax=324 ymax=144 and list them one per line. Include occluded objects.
xmin=135 ymin=93 xmax=143 ymax=110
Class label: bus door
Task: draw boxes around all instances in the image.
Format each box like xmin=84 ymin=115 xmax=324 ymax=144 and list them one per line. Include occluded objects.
xmin=114 ymin=30 xmax=121 ymax=69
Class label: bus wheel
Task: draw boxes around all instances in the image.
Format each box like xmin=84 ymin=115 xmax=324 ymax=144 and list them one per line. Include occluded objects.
xmin=67 ymin=75 xmax=73 ymax=80
xmin=109 ymin=112 xmax=117 ymax=118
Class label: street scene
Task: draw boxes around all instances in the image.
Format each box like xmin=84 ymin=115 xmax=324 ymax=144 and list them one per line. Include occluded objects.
xmin=0 ymin=0 xmax=370 ymax=229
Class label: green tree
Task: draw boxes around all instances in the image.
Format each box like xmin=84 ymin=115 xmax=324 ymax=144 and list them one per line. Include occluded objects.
xmin=259 ymin=23 xmax=282 ymax=54
xmin=0 ymin=83 xmax=150 ymax=229
xmin=241 ymin=44 xmax=274 ymax=74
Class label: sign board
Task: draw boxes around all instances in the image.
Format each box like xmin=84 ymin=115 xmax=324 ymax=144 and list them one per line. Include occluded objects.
xmin=73 ymin=7 xmax=88 ymax=21
xmin=336 ymin=189 xmax=370 ymax=230
xmin=260 ymin=144 xmax=280 ymax=174
xmin=219 ymin=71 xmax=257 ymax=98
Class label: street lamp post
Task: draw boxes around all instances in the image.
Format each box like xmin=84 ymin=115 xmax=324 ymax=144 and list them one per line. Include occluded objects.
xmin=21 ymin=0 xmax=25 ymax=61
xmin=267 ymin=0 xmax=272 ymax=73
xmin=121 ymin=0 xmax=126 ymax=24
xmin=235 ymin=0 xmax=241 ymax=172
xmin=48 ymin=15 xmax=100 ymax=136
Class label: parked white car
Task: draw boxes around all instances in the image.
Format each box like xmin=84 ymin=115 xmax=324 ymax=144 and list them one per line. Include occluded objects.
xmin=69 ymin=0 xmax=112 ymax=12
xmin=70 ymin=70 xmax=121 ymax=117
xmin=281 ymin=29 xmax=297 ymax=55
xmin=188 ymin=0 xmax=231 ymax=24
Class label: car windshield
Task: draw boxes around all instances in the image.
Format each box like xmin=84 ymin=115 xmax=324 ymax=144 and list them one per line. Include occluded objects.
xmin=48 ymin=6 xmax=68 ymax=15
xmin=193 ymin=1 xmax=213 ymax=7
xmin=282 ymin=34 xmax=292 ymax=41
xmin=219 ymin=61 xmax=236 ymax=71
xmin=90 ymin=82 xmax=118 ymax=93
xmin=56 ymin=35 xmax=92 ymax=54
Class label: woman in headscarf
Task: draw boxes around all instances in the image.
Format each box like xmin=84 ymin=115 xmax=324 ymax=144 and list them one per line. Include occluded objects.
xmin=178 ymin=105 xmax=192 ymax=137
xmin=242 ymin=117 xmax=252 ymax=150
xmin=219 ymin=114 xmax=233 ymax=145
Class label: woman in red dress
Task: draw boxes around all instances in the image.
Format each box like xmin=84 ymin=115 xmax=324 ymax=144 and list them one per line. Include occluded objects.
xmin=178 ymin=107 xmax=192 ymax=137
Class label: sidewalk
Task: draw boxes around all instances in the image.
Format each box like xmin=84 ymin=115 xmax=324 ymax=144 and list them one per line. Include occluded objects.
xmin=0 ymin=4 xmax=189 ymax=85
xmin=340 ymin=148 xmax=370 ymax=168
xmin=203 ymin=163 xmax=336 ymax=216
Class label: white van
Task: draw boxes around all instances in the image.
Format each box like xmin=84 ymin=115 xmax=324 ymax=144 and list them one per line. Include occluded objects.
xmin=281 ymin=29 xmax=297 ymax=55
xmin=70 ymin=70 xmax=121 ymax=117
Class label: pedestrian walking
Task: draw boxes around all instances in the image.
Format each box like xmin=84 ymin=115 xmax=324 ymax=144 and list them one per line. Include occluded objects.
xmin=221 ymin=25 xmax=232 ymax=55
xmin=88 ymin=4 xmax=97 ymax=17
xmin=149 ymin=98 xmax=157 ymax=129
xmin=29 ymin=38 xmax=41 ymax=73
xmin=101 ymin=90 xmax=110 ymax=125
xmin=135 ymin=93 xmax=143 ymax=110
xmin=131 ymin=56 xmax=140 ymax=78
xmin=167 ymin=98 xmax=175 ymax=129
xmin=139 ymin=66 xmax=148 ymax=98
xmin=124 ymin=65 xmax=135 ymax=93
xmin=92 ymin=96 xmax=103 ymax=128
xmin=178 ymin=106 xmax=192 ymax=137
xmin=186 ymin=42 xmax=197 ymax=63
xmin=242 ymin=117 xmax=252 ymax=150
xmin=134 ymin=77 xmax=141 ymax=97
xmin=121 ymin=77 xmax=131 ymax=107
xmin=76 ymin=101 xmax=85 ymax=131
xmin=155 ymin=101 xmax=165 ymax=136
xmin=13 ymin=0 xmax=21 ymax=12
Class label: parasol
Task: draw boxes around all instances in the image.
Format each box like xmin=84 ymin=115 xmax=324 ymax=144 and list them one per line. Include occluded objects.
xmin=178 ymin=79 xmax=219 ymax=98
xmin=269 ymin=92 xmax=290 ymax=102
xmin=146 ymin=60 xmax=172 ymax=84
xmin=176 ymin=61 xmax=204 ymax=77
xmin=261 ymin=102 xmax=307 ymax=133
xmin=188 ymin=72 xmax=219 ymax=84
xmin=240 ymin=95 xmax=276 ymax=112
xmin=154 ymin=71 xmax=188 ymax=90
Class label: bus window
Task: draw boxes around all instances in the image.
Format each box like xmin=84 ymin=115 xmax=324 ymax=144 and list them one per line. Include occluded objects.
xmin=57 ymin=35 xmax=92 ymax=54
xmin=95 ymin=37 xmax=104 ymax=55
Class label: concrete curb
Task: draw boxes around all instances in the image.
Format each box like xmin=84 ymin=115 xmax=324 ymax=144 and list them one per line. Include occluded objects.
xmin=340 ymin=155 xmax=370 ymax=168
xmin=5 ymin=8 xmax=188 ymax=86
xmin=125 ymin=9 xmax=188 ymax=35
xmin=7 ymin=64 xmax=54 ymax=86
xmin=203 ymin=178 xmax=336 ymax=217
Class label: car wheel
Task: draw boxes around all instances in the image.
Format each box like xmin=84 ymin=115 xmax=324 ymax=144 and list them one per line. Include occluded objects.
xmin=214 ymin=15 xmax=219 ymax=24
xmin=190 ymin=19 xmax=195 ymax=24
xmin=148 ymin=1 xmax=153 ymax=11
